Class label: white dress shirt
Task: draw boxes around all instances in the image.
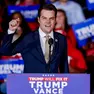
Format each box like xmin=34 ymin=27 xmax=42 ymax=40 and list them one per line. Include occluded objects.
xmin=8 ymin=29 xmax=15 ymax=34
xmin=38 ymin=28 xmax=54 ymax=55
xmin=8 ymin=29 xmax=20 ymax=43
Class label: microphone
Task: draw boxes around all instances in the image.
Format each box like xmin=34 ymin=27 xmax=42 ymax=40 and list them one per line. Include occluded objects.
xmin=47 ymin=38 xmax=53 ymax=73
xmin=48 ymin=38 xmax=53 ymax=46
xmin=48 ymin=38 xmax=53 ymax=58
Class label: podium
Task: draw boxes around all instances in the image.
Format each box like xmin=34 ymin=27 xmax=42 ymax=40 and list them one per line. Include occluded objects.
xmin=7 ymin=74 xmax=90 ymax=94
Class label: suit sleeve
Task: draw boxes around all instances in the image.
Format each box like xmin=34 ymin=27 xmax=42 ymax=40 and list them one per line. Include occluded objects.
xmin=59 ymin=36 xmax=69 ymax=73
xmin=0 ymin=34 xmax=24 ymax=56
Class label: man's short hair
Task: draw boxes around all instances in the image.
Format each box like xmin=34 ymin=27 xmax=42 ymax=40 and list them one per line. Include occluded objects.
xmin=38 ymin=4 xmax=57 ymax=18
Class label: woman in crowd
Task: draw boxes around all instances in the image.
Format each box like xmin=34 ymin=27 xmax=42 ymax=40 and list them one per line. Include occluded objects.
xmin=0 ymin=11 xmax=31 ymax=94
xmin=55 ymin=9 xmax=87 ymax=73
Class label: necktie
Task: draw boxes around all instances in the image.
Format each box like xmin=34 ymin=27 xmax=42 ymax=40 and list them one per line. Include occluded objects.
xmin=45 ymin=35 xmax=50 ymax=63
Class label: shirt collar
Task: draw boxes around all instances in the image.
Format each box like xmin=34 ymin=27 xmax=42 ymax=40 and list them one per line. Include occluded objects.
xmin=39 ymin=28 xmax=54 ymax=39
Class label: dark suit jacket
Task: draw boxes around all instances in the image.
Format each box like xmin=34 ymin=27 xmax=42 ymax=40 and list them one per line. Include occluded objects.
xmin=0 ymin=30 xmax=69 ymax=73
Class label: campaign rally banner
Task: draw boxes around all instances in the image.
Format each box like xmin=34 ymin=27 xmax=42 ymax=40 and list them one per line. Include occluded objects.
xmin=7 ymin=74 xmax=90 ymax=94
xmin=72 ymin=17 xmax=94 ymax=47
xmin=0 ymin=59 xmax=24 ymax=79
xmin=86 ymin=0 xmax=94 ymax=10
xmin=8 ymin=5 xmax=40 ymax=22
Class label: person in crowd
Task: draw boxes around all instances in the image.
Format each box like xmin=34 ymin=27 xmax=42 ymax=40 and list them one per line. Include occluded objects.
xmin=55 ymin=9 xmax=87 ymax=73
xmin=81 ymin=38 xmax=94 ymax=93
xmin=2 ymin=11 xmax=31 ymax=37
xmin=8 ymin=11 xmax=31 ymax=36
xmin=0 ymin=11 xmax=30 ymax=94
xmin=0 ymin=11 xmax=30 ymax=60
xmin=55 ymin=9 xmax=76 ymax=47
xmin=0 ymin=4 xmax=69 ymax=73
xmin=53 ymin=0 xmax=85 ymax=25
xmin=1 ymin=0 xmax=22 ymax=34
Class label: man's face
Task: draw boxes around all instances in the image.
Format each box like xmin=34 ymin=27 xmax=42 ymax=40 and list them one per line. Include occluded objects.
xmin=38 ymin=9 xmax=56 ymax=34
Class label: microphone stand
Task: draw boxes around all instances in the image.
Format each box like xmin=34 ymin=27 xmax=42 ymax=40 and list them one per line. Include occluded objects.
xmin=47 ymin=45 xmax=51 ymax=73
xmin=47 ymin=38 xmax=53 ymax=73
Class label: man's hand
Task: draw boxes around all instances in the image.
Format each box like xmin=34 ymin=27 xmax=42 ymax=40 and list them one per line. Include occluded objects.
xmin=9 ymin=18 xmax=20 ymax=32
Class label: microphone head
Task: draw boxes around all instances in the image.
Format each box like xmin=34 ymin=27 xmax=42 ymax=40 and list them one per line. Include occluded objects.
xmin=48 ymin=38 xmax=53 ymax=45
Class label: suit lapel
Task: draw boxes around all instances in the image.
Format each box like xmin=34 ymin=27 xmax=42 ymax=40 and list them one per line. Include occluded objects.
xmin=29 ymin=31 xmax=59 ymax=64
xmin=30 ymin=31 xmax=46 ymax=64
xmin=50 ymin=32 xmax=59 ymax=62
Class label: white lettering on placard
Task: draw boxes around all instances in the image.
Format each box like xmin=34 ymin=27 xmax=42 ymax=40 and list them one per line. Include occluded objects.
xmin=75 ymin=24 xmax=94 ymax=40
xmin=10 ymin=10 xmax=38 ymax=19
xmin=21 ymin=10 xmax=38 ymax=18
xmin=0 ymin=64 xmax=24 ymax=74
xmin=88 ymin=0 xmax=94 ymax=3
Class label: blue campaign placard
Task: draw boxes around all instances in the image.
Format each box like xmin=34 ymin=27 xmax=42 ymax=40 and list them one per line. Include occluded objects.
xmin=86 ymin=0 xmax=94 ymax=10
xmin=0 ymin=59 xmax=24 ymax=79
xmin=7 ymin=74 xmax=90 ymax=94
xmin=72 ymin=17 xmax=94 ymax=47
xmin=45 ymin=0 xmax=52 ymax=4
xmin=8 ymin=5 xmax=40 ymax=22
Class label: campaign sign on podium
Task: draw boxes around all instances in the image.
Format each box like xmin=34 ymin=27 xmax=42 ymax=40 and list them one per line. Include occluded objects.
xmin=7 ymin=74 xmax=90 ymax=94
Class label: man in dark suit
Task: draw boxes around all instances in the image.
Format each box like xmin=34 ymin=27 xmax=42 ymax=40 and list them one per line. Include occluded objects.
xmin=0 ymin=4 xmax=69 ymax=73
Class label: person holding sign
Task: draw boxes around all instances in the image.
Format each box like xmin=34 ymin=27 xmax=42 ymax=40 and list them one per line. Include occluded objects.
xmin=0 ymin=4 xmax=69 ymax=73
xmin=0 ymin=11 xmax=31 ymax=94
